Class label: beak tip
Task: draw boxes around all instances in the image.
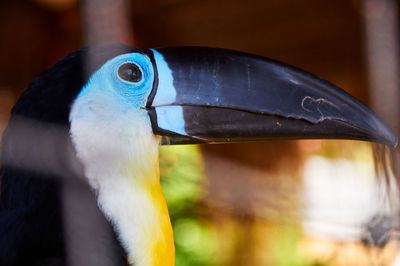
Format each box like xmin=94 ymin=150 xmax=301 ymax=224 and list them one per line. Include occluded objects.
xmin=389 ymin=134 xmax=398 ymax=148
xmin=376 ymin=123 xmax=398 ymax=147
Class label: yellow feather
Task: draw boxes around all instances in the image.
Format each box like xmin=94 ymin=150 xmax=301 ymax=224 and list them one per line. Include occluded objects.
xmin=127 ymin=152 xmax=175 ymax=266
xmin=148 ymin=183 xmax=175 ymax=266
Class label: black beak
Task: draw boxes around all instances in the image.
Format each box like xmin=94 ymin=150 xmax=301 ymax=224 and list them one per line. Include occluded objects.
xmin=145 ymin=47 xmax=397 ymax=147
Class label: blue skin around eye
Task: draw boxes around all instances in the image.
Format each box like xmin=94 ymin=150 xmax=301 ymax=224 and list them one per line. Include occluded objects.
xmin=78 ymin=52 xmax=155 ymax=110
xmin=76 ymin=51 xmax=187 ymax=136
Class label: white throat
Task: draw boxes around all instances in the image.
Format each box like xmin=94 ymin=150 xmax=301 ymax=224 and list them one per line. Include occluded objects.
xmin=69 ymin=93 xmax=175 ymax=266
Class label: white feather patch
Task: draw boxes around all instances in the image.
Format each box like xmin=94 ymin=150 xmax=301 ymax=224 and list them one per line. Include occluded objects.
xmin=69 ymin=88 xmax=174 ymax=266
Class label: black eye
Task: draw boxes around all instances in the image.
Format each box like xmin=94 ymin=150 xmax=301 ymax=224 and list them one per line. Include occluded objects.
xmin=118 ymin=63 xmax=142 ymax=82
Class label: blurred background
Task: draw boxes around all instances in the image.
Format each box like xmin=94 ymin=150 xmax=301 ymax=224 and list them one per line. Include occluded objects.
xmin=1 ymin=0 xmax=400 ymax=265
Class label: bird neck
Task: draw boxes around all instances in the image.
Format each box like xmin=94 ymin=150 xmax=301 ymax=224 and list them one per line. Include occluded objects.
xmin=94 ymin=147 xmax=175 ymax=266
xmin=69 ymin=107 xmax=175 ymax=266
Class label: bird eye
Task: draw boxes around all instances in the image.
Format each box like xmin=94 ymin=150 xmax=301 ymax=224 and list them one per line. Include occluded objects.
xmin=118 ymin=63 xmax=142 ymax=83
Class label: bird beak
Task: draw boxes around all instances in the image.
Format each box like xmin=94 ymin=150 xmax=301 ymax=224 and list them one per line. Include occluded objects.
xmin=145 ymin=47 xmax=397 ymax=146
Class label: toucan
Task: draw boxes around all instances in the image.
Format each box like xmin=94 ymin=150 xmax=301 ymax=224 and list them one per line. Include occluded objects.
xmin=0 ymin=43 xmax=397 ymax=266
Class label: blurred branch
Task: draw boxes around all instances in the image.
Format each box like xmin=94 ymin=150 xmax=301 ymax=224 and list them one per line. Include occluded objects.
xmin=81 ymin=0 xmax=133 ymax=46
xmin=362 ymin=0 xmax=400 ymax=179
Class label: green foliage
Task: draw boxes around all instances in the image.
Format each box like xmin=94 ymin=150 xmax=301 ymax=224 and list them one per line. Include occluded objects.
xmin=272 ymin=225 xmax=319 ymax=266
xmin=160 ymin=145 xmax=217 ymax=266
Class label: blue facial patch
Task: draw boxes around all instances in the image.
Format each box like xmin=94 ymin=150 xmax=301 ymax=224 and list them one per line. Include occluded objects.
xmin=78 ymin=52 xmax=155 ymax=110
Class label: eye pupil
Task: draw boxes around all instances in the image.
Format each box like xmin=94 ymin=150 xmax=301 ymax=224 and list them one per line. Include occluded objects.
xmin=118 ymin=63 xmax=142 ymax=82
